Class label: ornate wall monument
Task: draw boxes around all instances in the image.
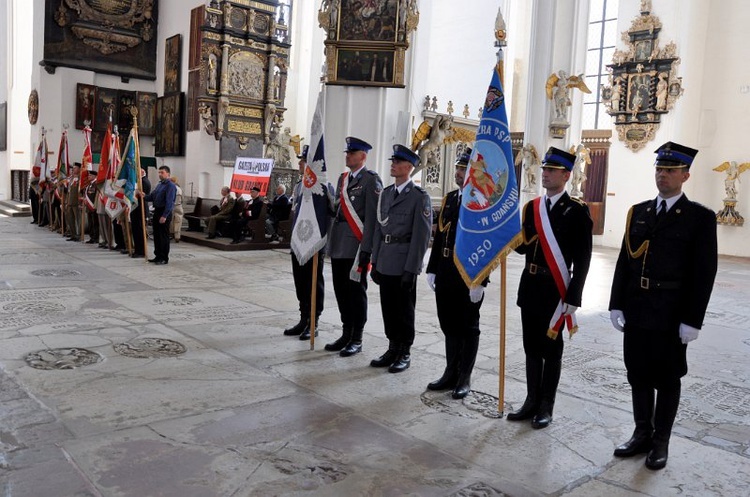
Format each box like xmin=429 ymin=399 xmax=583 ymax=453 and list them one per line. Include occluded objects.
xmin=188 ymin=0 xmax=291 ymax=166
xmin=42 ymin=0 xmax=158 ymax=80
xmin=599 ymin=3 xmax=684 ymax=152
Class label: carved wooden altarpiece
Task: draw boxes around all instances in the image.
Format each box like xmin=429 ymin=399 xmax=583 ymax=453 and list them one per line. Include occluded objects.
xmin=600 ymin=4 xmax=684 ymax=152
xmin=188 ymin=0 xmax=291 ymax=167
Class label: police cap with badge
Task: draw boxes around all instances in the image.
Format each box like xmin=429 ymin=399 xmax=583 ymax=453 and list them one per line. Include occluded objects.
xmin=455 ymin=147 xmax=472 ymax=167
xmin=344 ymin=136 xmax=372 ymax=153
xmin=297 ymin=144 xmax=309 ymax=162
xmin=654 ymin=141 xmax=698 ymax=169
xmin=390 ymin=144 xmax=420 ymax=166
xmin=541 ymin=146 xmax=576 ymax=171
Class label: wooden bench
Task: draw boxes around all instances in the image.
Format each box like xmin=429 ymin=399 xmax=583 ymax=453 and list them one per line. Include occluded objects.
xmin=184 ymin=197 xmax=220 ymax=232
xmin=244 ymin=203 xmax=267 ymax=243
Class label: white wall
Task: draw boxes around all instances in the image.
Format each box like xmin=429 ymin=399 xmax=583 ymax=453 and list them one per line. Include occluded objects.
xmin=601 ymin=0 xmax=750 ymax=257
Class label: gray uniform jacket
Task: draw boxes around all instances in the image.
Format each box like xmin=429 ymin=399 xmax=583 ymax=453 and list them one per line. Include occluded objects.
xmin=328 ymin=168 xmax=383 ymax=259
xmin=371 ymin=182 xmax=432 ymax=276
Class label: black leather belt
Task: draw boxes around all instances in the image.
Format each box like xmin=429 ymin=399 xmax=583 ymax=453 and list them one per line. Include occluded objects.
xmin=526 ymin=263 xmax=552 ymax=275
xmin=637 ymin=277 xmax=681 ymax=290
xmin=383 ymin=234 xmax=411 ymax=244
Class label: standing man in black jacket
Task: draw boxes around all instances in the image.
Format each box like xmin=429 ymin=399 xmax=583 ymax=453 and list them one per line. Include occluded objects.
xmin=130 ymin=168 xmax=151 ymax=257
xmin=425 ymin=148 xmax=487 ymax=397
xmin=609 ymin=142 xmax=717 ymax=470
xmin=507 ymin=147 xmax=592 ymax=429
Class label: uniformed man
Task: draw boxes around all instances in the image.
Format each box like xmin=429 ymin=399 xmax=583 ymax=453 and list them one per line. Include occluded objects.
xmin=324 ymin=137 xmax=383 ymax=356
xmin=369 ymin=145 xmax=432 ymax=373
xmin=65 ymin=163 xmax=81 ymax=241
xmin=130 ymin=168 xmax=151 ymax=256
xmin=425 ymin=148 xmax=487 ymax=396
xmin=609 ymin=142 xmax=717 ymax=470
xmin=283 ymin=145 xmax=326 ymax=340
xmin=507 ymin=147 xmax=593 ymax=429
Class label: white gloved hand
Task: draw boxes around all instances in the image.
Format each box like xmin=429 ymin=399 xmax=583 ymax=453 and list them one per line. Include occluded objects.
xmin=610 ymin=309 xmax=626 ymax=332
xmin=426 ymin=273 xmax=436 ymax=291
xmin=469 ymin=286 xmax=484 ymax=303
xmin=679 ymin=323 xmax=700 ymax=344
xmin=562 ymin=303 xmax=578 ymax=316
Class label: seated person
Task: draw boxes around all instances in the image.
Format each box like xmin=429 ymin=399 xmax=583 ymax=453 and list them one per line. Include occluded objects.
xmin=265 ymin=184 xmax=292 ymax=241
xmin=205 ymin=186 xmax=235 ymax=239
xmin=231 ymin=187 xmax=264 ymax=244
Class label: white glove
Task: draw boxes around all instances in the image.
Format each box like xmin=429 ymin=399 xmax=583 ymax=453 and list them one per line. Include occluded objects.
xmin=610 ymin=309 xmax=625 ymax=332
xmin=679 ymin=323 xmax=700 ymax=344
xmin=562 ymin=303 xmax=578 ymax=316
xmin=426 ymin=273 xmax=436 ymax=291
xmin=469 ymin=286 xmax=484 ymax=303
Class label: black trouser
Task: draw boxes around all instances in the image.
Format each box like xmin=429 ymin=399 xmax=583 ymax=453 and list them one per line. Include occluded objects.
xmin=29 ymin=187 xmax=39 ymax=222
xmin=130 ymin=207 xmax=147 ymax=254
xmin=86 ymin=211 xmax=99 ymax=240
xmin=378 ymin=274 xmax=417 ymax=347
xmin=292 ymin=251 xmax=325 ymax=320
xmin=436 ymin=284 xmax=482 ymax=370
xmin=113 ymin=219 xmax=125 ymax=248
xmin=152 ymin=208 xmax=172 ymax=262
xmin=331 ymin=258 xmax=368 ymax=331
xmin=521 ymin=303 xmax=565 ymax=409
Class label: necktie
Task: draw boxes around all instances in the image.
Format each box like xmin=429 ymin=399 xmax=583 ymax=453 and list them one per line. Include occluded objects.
xmin=394 ymin=188 xmax=399 ymax=198
xmin=546 ymin=197 xmax=552 ymax=213
xmin=658 ymin=199 xmax=667 ymax=218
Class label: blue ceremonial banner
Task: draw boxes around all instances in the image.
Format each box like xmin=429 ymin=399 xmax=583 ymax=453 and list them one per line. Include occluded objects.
xmin=454 ymin=67 xmax=521 ymax=286
xmin=291 ymin=91 xmax=332 ymax=265
xmin=115 ymin=130 xmax=139 ymax=212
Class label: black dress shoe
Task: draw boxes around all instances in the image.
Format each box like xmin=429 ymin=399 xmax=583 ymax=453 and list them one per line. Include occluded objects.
xmin=283 ymin=320 xmax=306 ymax=336
xmin=98 ymin=244 xmax=108 ymax=249
xmin=339 ymin=342 xmax=362 ymax=357
xmin=148 ymin=258 xmax=161 ymax=263
xmin=298 ymin=326 xmax=318 ymax=340
xmin=370 ymin=349 xmax=399 ymax=368
xmin=206 ymin=234 xmax=216 ymax=239
xmin=506 ymin=398 xmax=539 ymax=421
xmin=645 ymin=442 xmax=668 ymax=470
xmin=154 ymin=260 xmax=168 ymax=265
xmin=427 ymin=371 xmax=458 ymax=391
xmin=324 ymin=336 xmax=349 ymax=351
xmin=452 ymin=375 xmax=471 ymax=399
xmin=388 ymin=353 xmax=411 ymax=373
xmin=31 ymin=220 xmax=37 ymax=224
xmin=230 ymin=239 xmax=240 ymax=244
xmin=67 ymin=238 xmax=79 ymax=242
xmin=86 ymin=239 xmax=97 ymax=244
xmin=614 ymin=434 xmax=653 ymax=457
xmin=120 ymin=249 xmax=129 ymax=254
xmin=531 ymin=410 xmax=552 ymax=429
xmin=130 ymin=253 xmax=144 ymax=258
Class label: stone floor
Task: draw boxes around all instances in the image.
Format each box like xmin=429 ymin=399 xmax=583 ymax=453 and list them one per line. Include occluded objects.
xmin=0 ymin=216 xmax=748 ymax=497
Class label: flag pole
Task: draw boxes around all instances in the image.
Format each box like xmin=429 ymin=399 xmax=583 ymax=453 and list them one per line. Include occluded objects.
xmin=309 ymin=252 xmax=319 ymax=350
xmin=132 ymin=107 xmax=149 ymax=262
xmin=496 ymin=8 xmax=508 ymax=416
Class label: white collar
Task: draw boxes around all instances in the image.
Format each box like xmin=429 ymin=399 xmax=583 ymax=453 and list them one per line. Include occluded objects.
xmin=544 ymin=190 xmax=565 ymax=209
xmin=656 ymin=193 xmax=683 ymax=212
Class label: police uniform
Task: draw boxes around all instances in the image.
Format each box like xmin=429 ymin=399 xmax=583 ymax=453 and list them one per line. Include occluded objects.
xmin=370 ymin=145 xmax=432 ymax=373
xmin=509 ymin=147 xmax=593 ymax=428
xmin=325 ymin=137 xmax=383 ymax=356
xmin=284 ymin=145 xmax=327 ymax=339
xmin=609 ymin=142 xmax=717 ymax=470
xmin=425 ymin=148 xmax=487 ymax=397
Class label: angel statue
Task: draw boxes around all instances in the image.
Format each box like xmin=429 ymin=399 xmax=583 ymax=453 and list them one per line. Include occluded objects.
xmin=713 ymin=161 xmax=750 ymax=200
xmin=568 ymin=144 xmax=591 ymax=198
xmin=514 ymin=143 xmax=540 ymax=193
xmin=410 ymin=114 xmax=455 ymax=177
xmin=546 ymin=71 xmax=591 ymax=123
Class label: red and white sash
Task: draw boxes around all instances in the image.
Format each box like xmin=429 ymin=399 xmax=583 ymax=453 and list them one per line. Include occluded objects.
xmin=532 ymin=197 xmax=578 ymax=339
xmin=339 ymin=171 xmax=369 ymax=281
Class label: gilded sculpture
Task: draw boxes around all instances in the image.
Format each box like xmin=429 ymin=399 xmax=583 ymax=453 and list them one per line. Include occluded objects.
xmin=515 ymin=144 xmax=540 ymax=194
xmin=713 ymin=161 xmax=750 ymax=226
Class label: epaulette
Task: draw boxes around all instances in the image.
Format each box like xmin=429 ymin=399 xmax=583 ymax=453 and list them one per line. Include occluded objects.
xmin=413 ymin=185 xmax=426 ymax=193
xmin=366 ymin=169 xmax=378 ymax=176
xmin=569 ymin=196 xmax=587 ymax=206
